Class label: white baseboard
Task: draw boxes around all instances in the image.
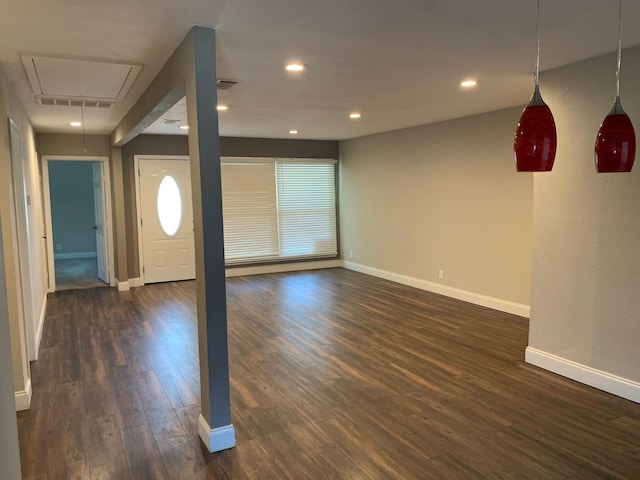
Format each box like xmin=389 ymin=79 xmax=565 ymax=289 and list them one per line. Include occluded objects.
xmin=342 ymin=261 xmax=530 ymax=318
xmin=15 ymin=378 xmax=32 ymax=411
xmin=129 ymin=277 xmax=143 ymax=288
xmin=526 ymin=347 xmax=640 ymax=404
xmin=54 ymin=252 xmax=97 ymax=260
xmin=198 ymin=415 xmax=235 ymax=453
xmin=116 ymin=280 xmax=130 ymax=292
xmin=225 ymin=259 xmax=342 ymax=278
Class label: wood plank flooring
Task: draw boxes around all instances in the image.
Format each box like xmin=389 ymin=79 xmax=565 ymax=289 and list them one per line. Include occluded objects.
xmin=17 ymin=268 xmax=640 ymax=479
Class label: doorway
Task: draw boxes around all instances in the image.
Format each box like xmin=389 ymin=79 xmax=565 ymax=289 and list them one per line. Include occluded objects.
xmin=42 ymin=156 xmax=114 ymax=292
xmin=135 ymin=155 xmax=195 ymax=284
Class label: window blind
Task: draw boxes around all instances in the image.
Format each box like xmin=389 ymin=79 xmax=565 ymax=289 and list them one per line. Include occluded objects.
xmin=276 ymin=161 xmax=337 ymax=259
xmin=220 ymin=157 xmax=337 ymax=265
xmin=220 ymin=161 xmax=279 ymax=263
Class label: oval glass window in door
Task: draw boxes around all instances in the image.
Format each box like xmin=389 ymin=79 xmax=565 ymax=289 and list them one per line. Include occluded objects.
xmin=157 ymin=175 xmax=182 ymax=236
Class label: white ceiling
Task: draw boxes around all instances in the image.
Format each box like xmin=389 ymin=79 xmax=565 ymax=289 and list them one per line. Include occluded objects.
xmin=2 ymin=0 xmax=640 ymax=141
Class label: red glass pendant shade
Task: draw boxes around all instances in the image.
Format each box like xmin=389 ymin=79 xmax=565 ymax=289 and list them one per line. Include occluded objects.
xmin=514 ymin=85 xmax=557 ymax=172
xmin=595 ymin=97 xmax=635 ymax=172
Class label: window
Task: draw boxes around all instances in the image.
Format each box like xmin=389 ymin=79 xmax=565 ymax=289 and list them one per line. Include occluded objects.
xmin=157 ymin=175 xmax=182 ymax=236
xmin=220 ymin=157 xmax=337 ymax=265
xmin=221 ymin=161 xmax=279 ymax=262
xmin=276 ymin=161 xmax=337 ymax=258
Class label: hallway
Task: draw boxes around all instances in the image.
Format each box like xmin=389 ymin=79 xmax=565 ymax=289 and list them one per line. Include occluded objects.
xmin=54 ymin=257 xmax=108 ymax=291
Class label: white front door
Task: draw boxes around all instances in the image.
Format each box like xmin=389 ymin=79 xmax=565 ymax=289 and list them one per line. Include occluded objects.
xmin=138 ymin=158 xmax=195 ymax=284
xmin=92 ymin=162 xmax=109 ymax=284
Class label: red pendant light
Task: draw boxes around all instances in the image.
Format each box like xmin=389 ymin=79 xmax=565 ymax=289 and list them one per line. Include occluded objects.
xmin=514 ymin=0 xmax=557 ymax=172
xmin=514 ymin=86 xmax=557 ymax=171
xmin=595 ymin=97 xmax=635 ymax=172
xmin=594 ymin=0 xmax=635 ymax=173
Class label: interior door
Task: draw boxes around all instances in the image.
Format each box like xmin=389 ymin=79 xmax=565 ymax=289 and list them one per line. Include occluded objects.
xmin=92 ymin=162 xmax=109 ymax=283
xmin=138 ymin=158 xmax=195 ymax=283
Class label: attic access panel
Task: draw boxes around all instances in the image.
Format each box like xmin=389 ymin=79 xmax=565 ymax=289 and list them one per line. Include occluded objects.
xmin=21 ymin=55 xmax=142 ymax=102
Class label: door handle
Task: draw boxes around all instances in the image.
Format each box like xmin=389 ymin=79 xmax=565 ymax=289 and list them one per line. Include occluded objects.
xmin=92 ymin=225 xmax=98 ymax=230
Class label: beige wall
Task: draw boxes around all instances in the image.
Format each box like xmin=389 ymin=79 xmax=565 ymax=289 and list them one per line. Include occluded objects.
xmin=529 ymin=47 xmax=640 ymax=384
xmin=339 ymin=107 xmax=533 ymax=307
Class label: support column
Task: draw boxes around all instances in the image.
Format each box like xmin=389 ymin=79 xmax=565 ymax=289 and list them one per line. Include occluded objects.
xmin=185 ymin=27 xmax=235 ymax=452
xmin=110 ymin=25 xmax=234 ymax=452
xmin=109 ymin=146 xmax=129 ymax=290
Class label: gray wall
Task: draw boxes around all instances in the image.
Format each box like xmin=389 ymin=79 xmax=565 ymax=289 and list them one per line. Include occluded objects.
xmin=121 ymin=134 xmax=339 ymax=277
xmin=36 ymin=133 xmax=130 ymax=282
xmin=529 ymin=46 xmax=640 ymax=384
xmin=339 ymin=106 xmax=533 ymax=307
xmin=35 ymin=132 xmax=339 ymax=279
xmin=121 ymin=134 xmax=190 ymax=276
xmin=0 ymin=215 xmax=22 ymax=479
xmin=220 ymin=136 xmax=339 ymax=159
xmin=0 ymin=67 xmax=35 ymax=395
xmin=0 ymin=68 xmax=28 ymax=476
xmin=49 ymin=162 xmax=97 ymax=256
xmin=36 ymin=133 xmax=111 ymax=157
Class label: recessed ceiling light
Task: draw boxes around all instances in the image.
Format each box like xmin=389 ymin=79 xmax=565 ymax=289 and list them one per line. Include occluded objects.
xmin=460 ymin=79 xmax=478 ymax=88
xmin=289 ymin=129 xmax=299 ymax=135
xmin=349 ymin=112 xmax=362 ymax=119
xmin=180 ymin=125 xmax=189 ymax=130
xmin=69 ymin=121 xmax=82 ymax=127
xmin=285 ymin=63 xmax=307 ymax=72
xmin=217 ymin=104 xmax=228 ymax=111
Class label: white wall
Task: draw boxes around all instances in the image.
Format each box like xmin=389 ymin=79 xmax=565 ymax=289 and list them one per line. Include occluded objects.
xmin=528 ymin=47 xmax=640 ymax=398
xmin=339 ymin=107 xmax=533 ymax=314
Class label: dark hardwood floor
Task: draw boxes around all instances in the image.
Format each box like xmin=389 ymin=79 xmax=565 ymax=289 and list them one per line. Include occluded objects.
xmin=17 ymin=268 xmax=640 ymax=479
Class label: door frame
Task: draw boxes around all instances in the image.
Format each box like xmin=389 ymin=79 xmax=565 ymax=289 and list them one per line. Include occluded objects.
xmin=7 ymin=118 xmax=36 ymax=361
xmin=42 ymin=155 xmax=115 ymax=292
xmin=134 ymin=154 xmax=190 ymax=286
xmin=92 ymin=162 xmax=109 ymax=284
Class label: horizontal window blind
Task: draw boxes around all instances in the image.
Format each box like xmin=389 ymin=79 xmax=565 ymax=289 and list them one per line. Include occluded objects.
xmin=220 ymin=161 xmax=279 ymax=263
xmin=276 ymin=162 xmax=337 ymax=259
xmin=220 ymin=157 xmax=337 ymax=265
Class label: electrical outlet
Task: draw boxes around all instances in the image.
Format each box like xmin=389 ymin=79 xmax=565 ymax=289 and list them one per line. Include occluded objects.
xmin=56 ymin=243 xmax=61 ymax=251
xmin=438 ymin=269 xmax=444 ymax=280
xmin=349 ymin=250 xmax=353 ymax=259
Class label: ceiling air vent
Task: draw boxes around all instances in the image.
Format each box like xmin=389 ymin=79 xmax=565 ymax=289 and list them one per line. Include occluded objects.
xmin=217 ymin=78 xmax=239 ymax=90
xmin=161 ymin=119 xmax=181 ymax=124
xmin=35 ymin=96 xmax=115 ymax=108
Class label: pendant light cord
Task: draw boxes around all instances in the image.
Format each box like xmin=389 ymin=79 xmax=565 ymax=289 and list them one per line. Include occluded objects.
xmin=616 ymin=0 xmax=622 ymax=98
xmin=81 ymin=98 xmax=87 ymax=153
xmin=534 ymin=0 xmax=541 ymax=87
